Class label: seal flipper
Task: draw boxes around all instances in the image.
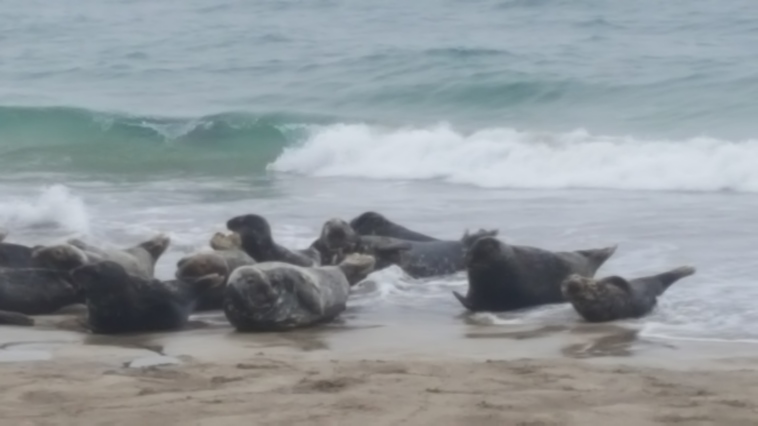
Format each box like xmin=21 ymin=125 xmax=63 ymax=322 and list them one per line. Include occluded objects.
xmin=0 ymin=310 xmax=34 ymax=326
xmin=452 ymin=291 xmax=475 ymax=311
xmin=295 ymin=281 xmax=324 ymax=316
xmin=602 ymin=276 xmax=633 ymax=293
xmin=653 ymin=266 xmax=696 ymax=293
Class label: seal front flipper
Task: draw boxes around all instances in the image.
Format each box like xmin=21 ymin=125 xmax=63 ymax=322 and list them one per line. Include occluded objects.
xmin=294 ymin=278 xmax=324 ymax=316
xmin=452 ymin=291 xmax=475 ymax=311
xmin=0 ymin=310 xmax=34 ymax=326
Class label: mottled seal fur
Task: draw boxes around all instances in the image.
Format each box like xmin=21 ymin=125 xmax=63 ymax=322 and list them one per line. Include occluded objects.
xmin=65 ymin=233 xmax=171 ymax=279
xmin=31 ymin=243 xmax=91 ymax=272
xmin=226 ymin=214 xmax=321 ymax=266
xmin=223 ymin=253 xmax=376 ymax=332
xmin=313 ymin=218 xmax=496 ymax=278
xmin=0 ymin=266 xmax=83 ymax=315
xmin=349 ymin=211 xmax=438 ymax=242
xmin=71 ymin=260 xmax=220 ymax=334
xmin=453 ymin=237 xmax=618 ymax=312
xmin=175 ymin=232 xmax=257 ymax=311
xmin=561 ymin=266 xmax=696 ymax=322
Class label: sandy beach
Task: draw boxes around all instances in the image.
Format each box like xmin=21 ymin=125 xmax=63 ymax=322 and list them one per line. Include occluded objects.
xmin=1 ymin=314 xmax=758 ymax=426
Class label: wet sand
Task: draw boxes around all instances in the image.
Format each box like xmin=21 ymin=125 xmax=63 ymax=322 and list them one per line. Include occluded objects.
xmin=2 ymin=312 xmax=758 ymax=425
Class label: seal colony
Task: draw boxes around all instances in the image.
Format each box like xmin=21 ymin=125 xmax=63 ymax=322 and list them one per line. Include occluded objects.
xmin=0 ymin=211 xmax=696 ymax=334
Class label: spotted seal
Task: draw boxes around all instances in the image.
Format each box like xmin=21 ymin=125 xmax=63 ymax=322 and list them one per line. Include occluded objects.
xmin=226 ymin=214 xmax=321 ymax=266
xmin=349 ymin=211 xmax=438 ymax=242
xmin=223 ymin=253 xmax=375 ymax=332
xmin=561 ymin=266 xmax=696 ymax=322
xmin=453 ymin=237 xmax=618 ymax=312
xmin=71 ymin=260 xmax=221 ymax=334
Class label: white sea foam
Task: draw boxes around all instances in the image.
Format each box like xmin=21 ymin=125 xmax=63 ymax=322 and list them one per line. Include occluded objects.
xmin=0 ymin=184 xmax=91 ymax=234
xmin=270 ymin=123 xmax=758 ymax=192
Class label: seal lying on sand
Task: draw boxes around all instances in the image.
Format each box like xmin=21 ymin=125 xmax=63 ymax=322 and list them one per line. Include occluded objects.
xmin=31 ymin=243 xmax=90 ymax=272
xmin=561 ymin=266 xmax=696 ymax=323
xmin=223 ymin=253 xmax=375 ymax=332
xmin=71 ymin=260 xmax=221 ymax=334
xmin=349 ymin=211 xmax=438 ymax=242
xmin=175 ymin=232 xmax=257 ymax=311
xmin=453 ymin=237 xmax=618 ymax=312
xmin=313 ymin=218 xmax=497 ymax=278
xmin=0 ymin=267 xmax=83 ymax=315
xmin=63 ymin=233 xmax=170 ymax=279
xmin=226 ymin=214 xmax=320 ymax=267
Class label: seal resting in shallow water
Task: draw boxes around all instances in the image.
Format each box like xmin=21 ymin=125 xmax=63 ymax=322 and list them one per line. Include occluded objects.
xmin=349 ymin=211 xmax=438 ymax=242
xmin=223 ymin=253 xmax=375 ymax=332
xmin=453 ymin=237 xmax=618 ymax=312
xmin=64 ymin=233 xmax=170 ymax=279
xmin=312 ymin=218 xmax=496 ymax=277
xmin=561 ymin=266 xmax=696 ymax=323
xmin=0 ymin=266 xmax=83 ymax=315
xmin=71 ymin=260 xmax=221 ymax=334
xmin=226 ymin=214 xmax=320 ymax=266
xmin=174 ymin=232 xmax=257 ymax=311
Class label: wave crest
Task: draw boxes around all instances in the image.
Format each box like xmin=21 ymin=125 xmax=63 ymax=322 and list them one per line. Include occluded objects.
xmin=270 ymin=123 xmax=758 ymax=192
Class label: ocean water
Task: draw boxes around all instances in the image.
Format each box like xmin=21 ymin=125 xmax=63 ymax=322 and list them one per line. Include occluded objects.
xmin=1 ymin=0 xmax=758 ymax=345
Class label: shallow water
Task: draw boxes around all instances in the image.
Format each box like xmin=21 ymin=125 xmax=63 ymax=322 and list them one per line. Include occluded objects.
xmin=1 ymin=0 xmax=757 ymax=351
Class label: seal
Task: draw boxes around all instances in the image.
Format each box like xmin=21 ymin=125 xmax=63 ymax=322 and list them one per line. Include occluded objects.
xmin=175 ymin=232 xmax=257 ymax=311
xmin=0 ymin=266 xmax=83 ymax=315
xmin=223 ymin=253 xmax=376 ymax=332
xmin=349 ymin=211 xmax=438 ymax=242
xmin=226 ymin=214 xmax=321 ymax=267
xmin=312 ymin=218 xmax=497 ymax=278
xmin=70 ymin=260 xmax=221 ymax=334
xmin=561 ymin=266 xmax=696 ymax=322
xmin=66 ymin=233 xmax=171 ymax=279
xmin=0 ymin=309 xmax=34 ymax=326
xmin=31 ymin=243 xmax=91 ymax=272
xmin=453 ymin=236 xmax=618 ymax=312
xmin=0 ymin=241 xmax=34 ymax=268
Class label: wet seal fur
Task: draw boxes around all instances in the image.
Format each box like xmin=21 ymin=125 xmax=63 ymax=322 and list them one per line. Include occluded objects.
xmin=223 ymin=253 xmax=375 ymax=332
xmin=561 ymin=266 xmax=696 ymax=322
xmin=65 ymin=233 xmax=171 ymax=279
xmin=454 ymin=236 xmax=618 ymax=312
xmin=227 ymin=214 xmax=321 ymax=266
xmin=175 ymin=232 xmax=257 ymax=311
xmin=313 ymin=218 xmax=497 ymax=277
xmin=71 ymin=260 xmax=221 ymax=334
xmin=349 ymin=211 xmax=438 ymax=242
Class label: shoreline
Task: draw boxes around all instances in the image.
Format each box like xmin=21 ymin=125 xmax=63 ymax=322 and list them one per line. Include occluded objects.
xmin=2 ymin=316 xmax=758 ymax=425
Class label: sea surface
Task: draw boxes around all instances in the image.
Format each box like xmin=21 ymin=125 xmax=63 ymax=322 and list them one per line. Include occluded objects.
xmin=1 ymin=0 xmax=758 ymax=347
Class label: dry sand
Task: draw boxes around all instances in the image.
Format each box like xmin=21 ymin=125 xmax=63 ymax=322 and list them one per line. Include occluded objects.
xmin=1 ymin=317 xmax=758 ymax=426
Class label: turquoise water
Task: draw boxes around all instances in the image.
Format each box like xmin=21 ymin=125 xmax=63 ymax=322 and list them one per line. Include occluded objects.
xmin=2 ymin=0 xmax=758 ymax=343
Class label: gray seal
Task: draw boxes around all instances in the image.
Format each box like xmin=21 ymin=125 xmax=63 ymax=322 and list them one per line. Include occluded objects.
xmin=70 ymin=260 xmax=221 ymax=334
xmin=349 ymin=211 xmax=438 ymax=242
xmin=223 ymin=253 xmax=375 ymax=332
xmin=0 ymin=266 xmax=83 ymax=315
xmin=0 ymin=241 xmax=35 ymax=268
xmin=453 ymin=236 xmax=618 ymax=312
xmin=175 ymin=232 xmax=257 ymax=311
xmin=561 ymin=266 xmax=696 ymax=322
xmin=312 ymin=218 xmax=496 ymax=278
xmin=226 ymin=214 xmax=321 ymax=266
xmin=64 ymin=233 xmax=171 ymax=279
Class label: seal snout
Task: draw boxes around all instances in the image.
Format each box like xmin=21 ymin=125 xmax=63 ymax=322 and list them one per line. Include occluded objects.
xmin=561 ymin=274 xmax=588 ymax=297
xmin=321 ymin=218 xmax=356 ymax=249
xmin=227 ymin=214 xmax=271 ymax=241
xmin=465 ymin=236 xmax=501 ymax=266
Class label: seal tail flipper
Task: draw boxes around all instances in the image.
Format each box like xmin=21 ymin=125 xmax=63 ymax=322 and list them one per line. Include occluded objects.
xmin=578 ymin=245 xmax=618 ymax=270
xmin=0 ymin=310 xmax=34 ymax=326
xmin=452 ymin=291 xmax=475 ymax=311
xmin=655 ymin=266 xmax=696 ymax=292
